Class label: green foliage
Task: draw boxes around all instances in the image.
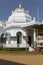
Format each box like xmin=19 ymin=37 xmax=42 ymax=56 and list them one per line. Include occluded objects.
xmin=0 ymin=47 xmax=3 ymax=50
xmin=0 ymin=48 xmax=28 ymax=51
xmin=40 ymin=43 xmax=43 ymax=46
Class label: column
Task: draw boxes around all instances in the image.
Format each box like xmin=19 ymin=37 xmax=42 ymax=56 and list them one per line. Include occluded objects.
xmin=6 ymin=35 xmax=10 ymax=44
xmin=33 ymin=28 xmax=37 ymax=49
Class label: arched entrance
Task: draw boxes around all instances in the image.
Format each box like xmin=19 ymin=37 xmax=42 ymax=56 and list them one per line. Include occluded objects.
xmin=16 ymin=32 xmax=22 ymax=47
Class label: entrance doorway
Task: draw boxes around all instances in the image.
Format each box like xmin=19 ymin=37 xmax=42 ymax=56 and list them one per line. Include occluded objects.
xmin=16 ymin=32 xmax=22 ymax=47
xmin=28 ymin=36 xmax=31 ymax=46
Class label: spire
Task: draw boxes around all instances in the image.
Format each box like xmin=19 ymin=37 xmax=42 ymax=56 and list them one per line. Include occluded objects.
xmin=19 ymin=4 xmax=22 ymax=8
xmin=27 ymin=10 xmax=29 ymax=13
xmin=33 ymin=17 xmax=36 ymax=21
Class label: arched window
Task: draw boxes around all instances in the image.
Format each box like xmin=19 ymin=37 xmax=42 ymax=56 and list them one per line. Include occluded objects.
xmin=1 ymin=33 xmax=4 ymax=43
xmin=16 ymin=32 xmax=22 ymax=45
xmin=5 ymin=32 xmax=11 ymax=44
xmin=5 ymin=33 xmax=11 ymax=37
xmin=1 ymin=32 xmax=11 ymax=43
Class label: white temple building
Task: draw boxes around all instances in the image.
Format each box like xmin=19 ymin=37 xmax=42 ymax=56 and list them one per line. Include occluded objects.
xmin=0 ymin=4 xmax=43 ymax=51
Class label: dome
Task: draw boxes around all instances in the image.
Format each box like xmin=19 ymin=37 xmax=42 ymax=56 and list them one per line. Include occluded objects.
xmin=7 ymin=4 xmax=32 ymax=24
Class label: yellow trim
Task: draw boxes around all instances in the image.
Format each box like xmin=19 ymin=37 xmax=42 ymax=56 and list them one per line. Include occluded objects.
xmin=16 ymin=8 xmax=24 ymax=10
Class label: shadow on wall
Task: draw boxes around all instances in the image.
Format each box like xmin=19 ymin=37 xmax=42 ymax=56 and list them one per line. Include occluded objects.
xmin=0 ymin=59 xmax=26 ymax=65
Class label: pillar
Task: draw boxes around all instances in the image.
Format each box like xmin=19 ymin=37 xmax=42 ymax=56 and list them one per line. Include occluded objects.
xmin=6 ymin=36 xmax=10 ymax=44
xmin=33 ymin=28 xmax=37 ymax=49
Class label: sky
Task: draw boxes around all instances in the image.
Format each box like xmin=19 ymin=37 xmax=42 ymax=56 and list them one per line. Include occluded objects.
xmin=0 ymin=0 xmax=43 ymax=22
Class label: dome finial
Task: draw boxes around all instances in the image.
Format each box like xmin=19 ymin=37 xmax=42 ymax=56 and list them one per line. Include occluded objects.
xmin=33 ymin=17 xmax=36 ymax=21
xmin=19 ymin=4 xmax=22 ymax=8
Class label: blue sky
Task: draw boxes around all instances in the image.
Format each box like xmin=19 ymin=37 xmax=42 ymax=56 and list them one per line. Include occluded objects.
xmin=0 ymin=0 xmax=43 ymax=22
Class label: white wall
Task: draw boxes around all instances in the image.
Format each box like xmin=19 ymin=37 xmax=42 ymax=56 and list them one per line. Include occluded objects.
xmin=5 ymin=27 xmax=28 ymax=48
xmin=3 ymin=27 xmax=29 ymax=48
xmin=0 ymin=28 xmax=4 ymax=36
xmin=6 ymin=27 xmax=27 ymax=36
xmin=5 ymin=36 xmax=28 ymax=48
